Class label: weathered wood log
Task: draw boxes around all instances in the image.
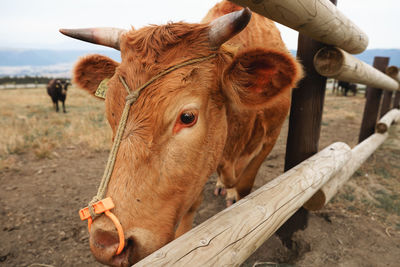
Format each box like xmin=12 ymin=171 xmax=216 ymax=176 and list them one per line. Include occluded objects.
xmin=304 ymin=133 xmax=389 ymax=211
xmin=135 ymin=143 xmax=351 ymax=266
xmin=386 ymin=66 xmax=400 ymax=82
xmin=376 ymin=109 xmax=400 ymax=133
xmin=314 ymin=47 xmax=399 ymax=91
xmin=230 ymin=0 xmax=368 ymax=54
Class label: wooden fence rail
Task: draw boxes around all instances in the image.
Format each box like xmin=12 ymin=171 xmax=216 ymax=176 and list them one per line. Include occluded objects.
xmin=135 ymin=143 xmax=351 ymax=266
xmin=230 ymin=0 xmax=368 ymax=54
xmin=304 ymin=132 xmax=388 ymax=210
xmin=314 ymin=47 xmax=399 ymax=91
xmin=305 ymin=109 xmax=400 ymax=210
xmin=376 ymin=109 xmax=400 ymax=133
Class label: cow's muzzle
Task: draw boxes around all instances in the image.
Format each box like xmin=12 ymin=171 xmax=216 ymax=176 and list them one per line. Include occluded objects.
xmin=90 ymin=228 xmax=134 ymax=267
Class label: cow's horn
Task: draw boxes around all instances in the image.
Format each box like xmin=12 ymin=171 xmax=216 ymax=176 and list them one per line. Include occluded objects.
xmin=59 ymin=27 xmax=127 ymax=50
xmin=208 ymin=7 xmax=252 ymax=49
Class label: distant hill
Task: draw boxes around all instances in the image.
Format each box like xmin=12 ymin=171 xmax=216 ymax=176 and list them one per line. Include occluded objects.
xmin=0 ymin=49 xmax=120 ymax=67
xmin=354 ymin=49 xmax=400 ymax=66
xmin=0 ymin=48 xmax=399 ymax=77
xmin=0 ymin=49 xmax=120 ymax=77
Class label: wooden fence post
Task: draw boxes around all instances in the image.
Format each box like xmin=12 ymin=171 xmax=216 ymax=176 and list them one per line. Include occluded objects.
xmin=386 ymin=66 xmax=400 ymax=109
xmin=394 ymin=92 xmax=400 ymax=109
xmin=277 ymin=0 xmax=337 ymax=248
xmin=380 ymin=90 xmax=393 ymax=118
xmin=358 ymin=57 xmax=390 ymax=142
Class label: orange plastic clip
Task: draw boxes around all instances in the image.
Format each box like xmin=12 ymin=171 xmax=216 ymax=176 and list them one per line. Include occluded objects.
xmin=79 ymin=197 xmax=125 ymax=255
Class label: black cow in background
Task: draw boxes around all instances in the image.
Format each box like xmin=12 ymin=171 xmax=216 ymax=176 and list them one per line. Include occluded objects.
xmin=337 ymin=81 xmax=357 ymax=96
xmin=46 ymin=79 xmax=71 ymax=112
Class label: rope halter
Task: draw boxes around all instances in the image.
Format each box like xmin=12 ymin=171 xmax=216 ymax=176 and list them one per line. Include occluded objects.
xmin=79 ymin=53 xmax=217 ymax=255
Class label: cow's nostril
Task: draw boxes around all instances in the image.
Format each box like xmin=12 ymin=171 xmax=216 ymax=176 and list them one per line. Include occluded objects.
xmin=111 ymin=238 xmax=135 ymax=266
xmin=126 ymin=238 xmax=135 ymax=254
xmin=93 ymin=229 xmax=120 ymax=249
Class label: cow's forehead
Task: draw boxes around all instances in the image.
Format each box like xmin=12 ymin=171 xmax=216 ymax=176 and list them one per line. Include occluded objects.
xmin=119 ymin=23 xmax=211 ymax=65
xmin=124 ymin=65 xmax=212 ymax=112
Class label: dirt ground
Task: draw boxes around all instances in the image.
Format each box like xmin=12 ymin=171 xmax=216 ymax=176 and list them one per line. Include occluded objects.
xmin=0 ymin=88 xmax=399 ymax=267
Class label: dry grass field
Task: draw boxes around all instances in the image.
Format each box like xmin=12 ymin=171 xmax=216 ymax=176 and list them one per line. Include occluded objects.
xmin=0 ymin=86 xmax=111 ymax=169
xmin=0 ymin=86 xmax=399 ymax=266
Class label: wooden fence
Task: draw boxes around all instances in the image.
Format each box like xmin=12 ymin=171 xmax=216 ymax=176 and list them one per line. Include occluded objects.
xmin=135 ymin=0 xmax=400 ymax=265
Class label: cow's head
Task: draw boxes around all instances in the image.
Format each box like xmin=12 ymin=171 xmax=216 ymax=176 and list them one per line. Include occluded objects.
xmin=60 ymin=80 xmax=71 ymax=95
xmin=61 ymin=8 xmax=301 ymax=266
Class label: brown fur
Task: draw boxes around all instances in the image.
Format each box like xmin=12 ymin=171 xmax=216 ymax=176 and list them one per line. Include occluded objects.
xmin=72 ymin=1 xmax=302 ymax=266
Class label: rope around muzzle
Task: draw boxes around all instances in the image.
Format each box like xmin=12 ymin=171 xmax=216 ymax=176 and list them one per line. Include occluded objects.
xmin=79 ymin=53 xmax=217 ymax=255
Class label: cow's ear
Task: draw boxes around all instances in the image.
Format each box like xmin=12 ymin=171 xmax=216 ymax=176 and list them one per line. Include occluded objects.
xmin=73 ymin=54 xmax=119 ymax=98
xmin=222 ymin=48 xmax=302 ymax=109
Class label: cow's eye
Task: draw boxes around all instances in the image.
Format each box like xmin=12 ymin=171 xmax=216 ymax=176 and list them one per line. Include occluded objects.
xmin=180 ymin=112 xmax=196 ymax=125
xmin=173 ymin=110 xmax=198 ymax=134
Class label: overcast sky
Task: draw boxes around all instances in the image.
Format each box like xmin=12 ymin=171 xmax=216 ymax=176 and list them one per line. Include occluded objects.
xmin=1 ymin=0 xmax=399 ymax=51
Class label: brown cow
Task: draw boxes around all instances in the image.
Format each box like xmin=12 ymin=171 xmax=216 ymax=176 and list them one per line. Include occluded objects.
xmin=61 ymin=1 xmax=302 ymax=266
